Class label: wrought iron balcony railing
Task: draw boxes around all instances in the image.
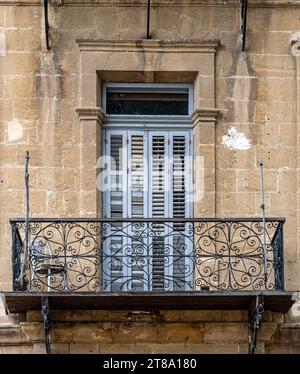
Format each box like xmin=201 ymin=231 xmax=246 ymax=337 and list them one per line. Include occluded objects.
xmin=10 ymin=218 xmax=284 ymax=293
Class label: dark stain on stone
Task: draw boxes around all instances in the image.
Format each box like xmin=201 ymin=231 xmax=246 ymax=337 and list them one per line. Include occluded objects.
xmin=35 ymin=51 xmax=63 ymax=125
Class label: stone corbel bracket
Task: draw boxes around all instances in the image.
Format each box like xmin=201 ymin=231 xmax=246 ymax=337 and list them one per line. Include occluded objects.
xmin=76 ymin=107 xmax=105 ymax=126
xmin=192 ymin=108 xmax=221 ymax=125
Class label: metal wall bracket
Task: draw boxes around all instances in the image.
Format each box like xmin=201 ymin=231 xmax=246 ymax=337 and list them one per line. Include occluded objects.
xmin=248 ymin=295 xmax=264 ymax=354
xmin=41 ymin=296 xmax=51 ymax=354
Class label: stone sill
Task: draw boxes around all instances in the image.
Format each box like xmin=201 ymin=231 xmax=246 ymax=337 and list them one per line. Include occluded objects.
xmin=2 ymin=291 xmax=295 ymax=314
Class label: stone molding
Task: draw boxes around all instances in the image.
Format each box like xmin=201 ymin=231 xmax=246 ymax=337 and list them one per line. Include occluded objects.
xmin=75 ymin=37 xmax=219 ymax=217
xmin=192 ymin=109 xmax=220 ymax=126
xmin=291 ymin=31 xmax=300 ymax=274
xmin=77 ymin=38 xmax=217 ymax=109
xmin=0 ymin=1 xmax=298 ymax=8
xmin=76 ymin=39 xmax=219 ymax=54
xmin=76 ymin=107 xmax=104 ymax=125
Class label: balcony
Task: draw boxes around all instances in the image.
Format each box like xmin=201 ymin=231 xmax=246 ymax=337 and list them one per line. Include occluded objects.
xmin=2 ymin=217 xmax=293 ymax=313
xmin=2 ymin=216 xmax=295 ymax=355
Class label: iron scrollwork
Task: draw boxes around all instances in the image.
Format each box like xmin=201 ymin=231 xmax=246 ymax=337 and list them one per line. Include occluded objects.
xmin=10 ymin=218 xmax=284 ymax=293
xmin=12 ymin=222 xmax=25 ymax=291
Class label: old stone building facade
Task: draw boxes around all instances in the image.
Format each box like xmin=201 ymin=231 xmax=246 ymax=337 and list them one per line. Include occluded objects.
xmin=0 ymin=0 xmax=300 ymax=354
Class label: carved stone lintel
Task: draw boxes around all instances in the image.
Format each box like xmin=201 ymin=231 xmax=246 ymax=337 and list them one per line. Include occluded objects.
xmin=192 ymin=108 xmax=220 ymax=126
xmin=291 ymin=32 xmax=300 ymax=57
xmin=248 ymin=295 xmax=264 ymax=354
xmin=76 ymin=107 xmax=105 ymax=126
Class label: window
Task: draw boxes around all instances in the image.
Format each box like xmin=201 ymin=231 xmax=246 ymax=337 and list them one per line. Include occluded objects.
xmin=103 ymin=130 xmax=192 ymax=219
xmin=101 ymin=84 xmax=194 ymax=292
xmin=102 ymin=83 xmax=193 ymax=115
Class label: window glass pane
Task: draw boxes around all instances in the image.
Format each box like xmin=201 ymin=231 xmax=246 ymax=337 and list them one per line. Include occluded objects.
xmin=106 ymin=90 xmax=189 ymax=115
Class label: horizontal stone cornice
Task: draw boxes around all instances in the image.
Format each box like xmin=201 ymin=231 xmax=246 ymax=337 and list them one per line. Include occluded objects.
xmin=76 ymin=39 xmax=220 ymax=53
xmin=0 ymin=1 xmax=299 ymax=8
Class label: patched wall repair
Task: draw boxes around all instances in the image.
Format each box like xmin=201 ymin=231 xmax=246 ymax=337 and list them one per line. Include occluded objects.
xmin=221 ymin=126 xmax=252 ymax=150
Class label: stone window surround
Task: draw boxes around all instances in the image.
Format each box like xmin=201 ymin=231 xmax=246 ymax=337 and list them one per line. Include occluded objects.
xmin=75 ymin=39 xmax=220 ymax=217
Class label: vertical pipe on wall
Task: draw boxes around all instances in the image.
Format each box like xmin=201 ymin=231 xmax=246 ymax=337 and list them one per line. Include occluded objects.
xmin=44 ymin=0 xmax=50 ymax=50
xmin=147 ymin=0 xmax=151 ymax=39
xmin=241 ymin=0 xmax=248 ymax=51
xmin=259 ymin=160 xmax=268 ymax=287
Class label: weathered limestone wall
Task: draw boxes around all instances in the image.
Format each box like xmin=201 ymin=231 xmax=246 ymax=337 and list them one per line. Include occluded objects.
xmin=0 ymin=0 xmax=299 ymax=290
xmin=0 ymin=309 xmax=290 ymax=354
xmin=0 ymin=0 xmax=300 ymax=353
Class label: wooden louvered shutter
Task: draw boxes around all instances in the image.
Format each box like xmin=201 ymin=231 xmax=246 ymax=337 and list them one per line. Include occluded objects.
xmin=105 ymin=131 xmax=127 ymax=219
xmin=149 ymin=133 xmax=169 ymax=218
xmin=104 ymin=130 xmax=191 ymax=220
xmin=128 ymin=133 xmax=147 ymax=218
xmin=149 ymin=133 xmax=169 ymax=290
xmin=103 ymin=131 xmax=128 ymax=291
xmin=172 ymin=134 xmax=188 ymax=220
xmin=127 ymin=132 xmax=148 ymax=290
xmin=103 ymin=129 xmax=193 ymax=292
xmin=170 ymin=132 xmax=193 ymax=290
